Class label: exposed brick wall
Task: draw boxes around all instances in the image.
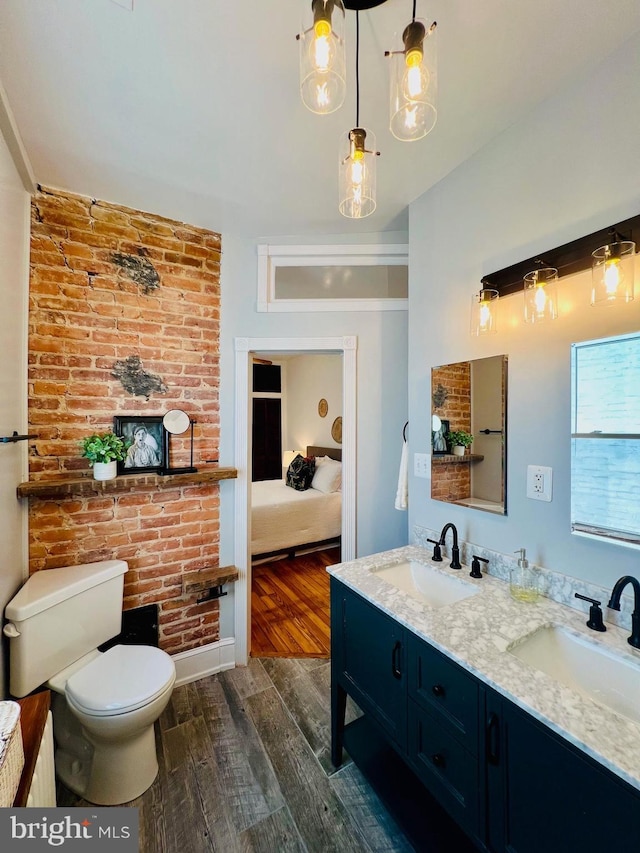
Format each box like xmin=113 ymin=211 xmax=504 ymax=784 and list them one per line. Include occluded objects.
xmin=27 ymin=186 xmax=222 ymax=654
xmin=431 ymin=362 xmax=471 ymax=502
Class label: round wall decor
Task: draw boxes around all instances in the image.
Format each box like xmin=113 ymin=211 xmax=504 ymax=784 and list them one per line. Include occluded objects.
xmin=331 ymin=416 xmax=342 ymax=444
xmin=318 ymin=398 xmax=328 ymax=418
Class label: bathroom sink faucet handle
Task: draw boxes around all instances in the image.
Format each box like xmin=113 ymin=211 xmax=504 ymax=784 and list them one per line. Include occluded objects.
xmin=574 ymin=593 xmax=607 ymax=633
xmin=427 ymin=538 xmax=442 ymax=562
xmin=470 ymin=556 xmax=488 ymax=579
xmin=607 ymin=575 xmax=640 ymax=649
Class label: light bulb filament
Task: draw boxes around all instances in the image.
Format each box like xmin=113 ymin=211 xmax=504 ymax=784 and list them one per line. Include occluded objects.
xmin=604 ymin=258 xmax=621 ymax=294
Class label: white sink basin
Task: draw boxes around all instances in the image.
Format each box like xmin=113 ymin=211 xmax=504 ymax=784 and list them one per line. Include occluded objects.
xmin=374 ymin=561 xmax=479 ymax=609
xmin=508 ymin=624 xmax=640 ymax=725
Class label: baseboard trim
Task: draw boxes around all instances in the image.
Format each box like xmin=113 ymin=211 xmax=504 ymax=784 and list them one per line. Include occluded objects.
xmin=171 ymin=637 xmax=235 ymax=687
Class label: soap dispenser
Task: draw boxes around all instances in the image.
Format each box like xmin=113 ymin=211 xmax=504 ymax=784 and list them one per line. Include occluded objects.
xmin=510 ymin=548 xmax=539 ymax=603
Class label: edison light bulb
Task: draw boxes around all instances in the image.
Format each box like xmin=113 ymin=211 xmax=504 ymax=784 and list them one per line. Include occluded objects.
xmin=479 ymin=300 xmax=492 ymax=331
xmin=312 ymin=19 xmax=332 ymax=71
xmin=604 ymin=258 xmax=622 ymax=294
xmin=534 ymin=285 xmax=548 ymax=315
xmin=403 ymin=50 xmax=429 ymax=101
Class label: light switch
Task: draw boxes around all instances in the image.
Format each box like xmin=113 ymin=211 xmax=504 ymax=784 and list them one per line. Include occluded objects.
xmin=414 ymin=453 xmax=430 ymax=478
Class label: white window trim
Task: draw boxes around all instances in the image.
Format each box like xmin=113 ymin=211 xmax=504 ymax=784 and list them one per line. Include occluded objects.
xmin=257 ymin=243 xmax=408 ymax=312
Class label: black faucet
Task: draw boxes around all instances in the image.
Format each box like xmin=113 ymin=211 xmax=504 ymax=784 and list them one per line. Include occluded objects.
xmin=438 ymin=523 xmax=461 ymax=570
xmin=607 ymin=576 xmax=640 ymax=649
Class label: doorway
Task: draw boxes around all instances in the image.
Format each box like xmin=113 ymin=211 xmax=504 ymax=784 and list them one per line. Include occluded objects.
xmin=234 ymin=336 xmax=357 ymax=665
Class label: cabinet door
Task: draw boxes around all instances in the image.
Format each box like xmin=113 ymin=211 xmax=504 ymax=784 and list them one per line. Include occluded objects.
xmin=331 ymin=580 xmax=407 ymax=750
xmin=488 ymin=694 xmax=640 ymax=853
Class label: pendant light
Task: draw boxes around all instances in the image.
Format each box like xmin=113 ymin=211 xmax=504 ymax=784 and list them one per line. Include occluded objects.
xmin=470 ymin=285 xmax=499 ymax=336
xmin=523 ymin=266 xmax=558 ymax=323
xmin=591 ymin=232 xmax=635 ymax=306
xmin=298 ymin=1 xmax=347 ymax=115
xmin=386 ymin=2 xmax=437 ymax=142
xmin=339 ymin=11 xmax=380 ymax=218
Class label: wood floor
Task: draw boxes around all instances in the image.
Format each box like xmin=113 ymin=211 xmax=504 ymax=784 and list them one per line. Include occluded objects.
xmin=57 ymin=657 xmax=416 ymax=853
xmin=251 ymin=547 xmax=339 ymax=658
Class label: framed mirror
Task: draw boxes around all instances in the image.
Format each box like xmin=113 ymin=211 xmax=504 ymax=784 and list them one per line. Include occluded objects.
xmin=431 ymin=355 xmax=508 ymax=515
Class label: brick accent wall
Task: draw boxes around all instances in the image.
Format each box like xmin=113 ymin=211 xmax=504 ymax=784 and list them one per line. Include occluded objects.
xmin=27 ymin=186 xmax=222 ymax=654
xmin=431 ymin=362 xmax=471 ymax=502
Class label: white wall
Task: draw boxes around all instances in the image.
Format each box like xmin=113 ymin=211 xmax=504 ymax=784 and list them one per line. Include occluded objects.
xmin=0 ymin=124 xmax=31 ymax=698
xmin=217 ymin=232 xmax=409 ymax=636
xmin=408 ymin=31 xmax=640 ymax=592
xmin=285 ymin=354 xmax=342 ymax=452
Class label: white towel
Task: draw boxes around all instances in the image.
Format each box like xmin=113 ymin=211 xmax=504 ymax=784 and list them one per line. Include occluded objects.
xmin=395 ymin=440 xmax=408 ymax=511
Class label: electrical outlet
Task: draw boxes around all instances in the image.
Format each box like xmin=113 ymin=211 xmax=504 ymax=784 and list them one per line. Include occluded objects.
xmin=527 ymin=465 xmax=552 ymax=501
xmin=414 ymin=453 xmax=430 ymax=479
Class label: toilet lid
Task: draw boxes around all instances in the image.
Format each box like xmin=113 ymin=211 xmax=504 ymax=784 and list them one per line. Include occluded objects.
xmin=65 ymin=645 xmax=175 ymax=716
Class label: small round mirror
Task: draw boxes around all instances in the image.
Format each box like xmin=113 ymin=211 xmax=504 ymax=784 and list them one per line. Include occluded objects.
xmin=432 ymin=414 xmax=442 ymax=431
xmin=163 ymin=409 xmax=190 ymax=435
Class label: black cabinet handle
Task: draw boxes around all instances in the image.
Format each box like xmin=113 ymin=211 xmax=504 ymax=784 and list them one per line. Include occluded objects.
xmin=432 ymin=683 xmax=445 ymax=698
xmin=487 ymin=712 xmax=500 ymax=765
xmin=431 ymin=753 xmax=446 ymax=769
xmin=391 ymin=641 xmax=402 ymax=679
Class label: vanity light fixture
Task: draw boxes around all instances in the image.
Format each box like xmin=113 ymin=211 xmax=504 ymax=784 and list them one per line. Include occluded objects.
xmin=523 ymin=265 xmax=558 ymax=323
xmin=481 ymin=213 xmax=640 ymax=317
xmin=339 ymin=10 xmax=380 ymax=218
xmin=470 ymin=284 xmax=499 ymax=336
xmin=386 ymin=3 xmax=437 ymax=142
xmin=298 ymin=1 xmax=347 ymax=115
xmin=591 ymin=232 xmax=635 ymax=306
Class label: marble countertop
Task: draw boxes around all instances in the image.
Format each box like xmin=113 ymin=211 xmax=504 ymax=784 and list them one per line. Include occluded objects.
xmin=328 ymin=545 xmax=640 ymax=792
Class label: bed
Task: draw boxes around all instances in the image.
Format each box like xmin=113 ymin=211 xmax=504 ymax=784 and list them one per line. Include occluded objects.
xmin=251 ymin=446 xmax=342 ymax=560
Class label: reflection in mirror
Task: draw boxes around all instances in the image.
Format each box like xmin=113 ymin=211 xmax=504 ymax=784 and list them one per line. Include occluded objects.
xmin=431 ymin=355 xmax=507 ymax=515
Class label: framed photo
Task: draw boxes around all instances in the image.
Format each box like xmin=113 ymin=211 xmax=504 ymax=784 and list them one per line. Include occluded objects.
xmin=114 ymin=416 xmax=164 ymax=474
xmin=432 ymin=418 xmax=450 ymax=455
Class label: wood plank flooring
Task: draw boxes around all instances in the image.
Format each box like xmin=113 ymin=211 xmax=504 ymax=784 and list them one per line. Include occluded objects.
xmin=57 ymin=658 xmax=416 ymax=853
xmin=251 ymin=548 xmax=339 ymax=658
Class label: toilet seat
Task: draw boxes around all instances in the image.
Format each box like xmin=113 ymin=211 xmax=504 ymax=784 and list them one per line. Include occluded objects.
xmin=65 ymin=645 xmax=175 ymax=717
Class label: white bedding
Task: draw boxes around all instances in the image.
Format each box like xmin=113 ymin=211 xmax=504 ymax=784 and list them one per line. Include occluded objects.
xmin=251 ymin=479 xmax=341 ymax=556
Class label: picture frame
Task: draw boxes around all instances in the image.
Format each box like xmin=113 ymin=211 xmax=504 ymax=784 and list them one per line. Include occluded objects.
xmin=432 ymin=418 xmax=450 ymax=455
xmin=114 ymin=416 xmax=164 ymax=474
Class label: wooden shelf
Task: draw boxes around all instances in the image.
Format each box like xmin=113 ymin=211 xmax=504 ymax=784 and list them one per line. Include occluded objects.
xmin=432 ymin=454 xmax=485 ymax=465
xmin=183 ymin=565 xmax=239 ymax=595
xmin=17 ymin=467 xmax=237 ymax=499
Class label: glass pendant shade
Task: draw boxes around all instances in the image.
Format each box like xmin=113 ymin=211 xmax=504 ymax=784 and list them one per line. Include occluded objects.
xmin=299 ymin=0 xmax=346 ymax=115
xmin=339 ymin=127 xmax=377 ymax=218
xmin=591 ymin=241 xmax=635 ymax=306
xmin=470 ymin=287 xmax=499 ymax=336
xmin=389 ymin=19 xmax=437 ymax=142
xmin=523 ymin=267 xmax=558 ymax=323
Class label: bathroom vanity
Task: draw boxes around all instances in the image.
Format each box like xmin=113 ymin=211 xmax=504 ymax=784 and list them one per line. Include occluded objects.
xmin=329 ymin=548 xmax=640 ymax=852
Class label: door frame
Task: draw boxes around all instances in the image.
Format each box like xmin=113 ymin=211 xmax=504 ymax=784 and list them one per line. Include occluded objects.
xmin=234 ymin=336 xmax=357 ymax=665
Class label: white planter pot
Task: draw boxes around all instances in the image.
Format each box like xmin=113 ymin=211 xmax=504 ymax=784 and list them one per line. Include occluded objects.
xmin=93 ymin=460 xmax=118 ymax=481
xmin=452 ymin=445 xmax=466 ymax=457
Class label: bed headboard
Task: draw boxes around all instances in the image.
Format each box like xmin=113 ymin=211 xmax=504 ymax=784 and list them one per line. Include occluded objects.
xmin=307 ymin=445 xmax=342 ymax=462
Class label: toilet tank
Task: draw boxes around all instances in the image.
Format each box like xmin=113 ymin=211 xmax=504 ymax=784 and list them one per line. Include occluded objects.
xmin=4 ymin=560 xmax=128 ymax=698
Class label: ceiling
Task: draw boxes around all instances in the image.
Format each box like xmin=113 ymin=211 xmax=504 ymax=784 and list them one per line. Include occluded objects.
xmin=1 ymin=0 xmax=640 ymax=239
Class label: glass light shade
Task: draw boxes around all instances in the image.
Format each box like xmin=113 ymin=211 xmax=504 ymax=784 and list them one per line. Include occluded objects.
xmin=299 ymin=1 xmax=346 ymax=115
xmin=523 ymin=267 xmax=558 ymax=323
xmin=338 ymin=127 xmax=377 ymax=219
xmin=591 ymin=241 xmax=635 ymax=306
xmin=470 ymin=288 xmax=499 ymax=336
xmin=389 ymin=19 xmax=437 ymax=142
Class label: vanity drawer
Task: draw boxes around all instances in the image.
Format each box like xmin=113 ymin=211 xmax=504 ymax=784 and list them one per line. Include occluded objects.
xmin=407 ymin=698 xmax=480 ymax=841
xmin=408 ymin=634 xmax=478 ymax=754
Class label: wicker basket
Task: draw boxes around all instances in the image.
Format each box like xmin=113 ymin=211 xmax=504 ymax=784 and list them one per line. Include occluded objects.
xmin=0 ymin=701 xmax=24 ymax=807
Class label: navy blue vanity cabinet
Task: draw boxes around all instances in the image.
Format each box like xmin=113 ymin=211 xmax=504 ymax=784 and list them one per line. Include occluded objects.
xmin=406 ymin=634 xmax=483 ymax=841
xmin=330 ymin=578 xmax=407 ymax=765
xmin=485 ymin=690 xmax=640 ymax=853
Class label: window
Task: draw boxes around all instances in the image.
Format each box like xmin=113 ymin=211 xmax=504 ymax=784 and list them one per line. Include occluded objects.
xmin=257 ymin=243 xmax=408 ymax=312
xmin=571 ymin=331 xmax=640 ymax=548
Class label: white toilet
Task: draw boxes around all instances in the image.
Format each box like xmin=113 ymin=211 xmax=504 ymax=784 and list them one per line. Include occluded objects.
xmin=3 ymin=559 xmax=176 ymax=805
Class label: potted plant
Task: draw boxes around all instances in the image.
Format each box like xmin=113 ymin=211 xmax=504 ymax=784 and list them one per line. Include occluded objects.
xmin=81 ymin=432 xmax=129 ymax=481
xmin=448 ymin=430 xmax=474 ymax=457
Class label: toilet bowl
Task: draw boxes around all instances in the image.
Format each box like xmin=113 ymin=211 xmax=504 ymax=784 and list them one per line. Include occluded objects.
xmin=49 ymin=645 xmax=176 ymax=804
xmin=3 ymin=559 xmax=176 ymax=805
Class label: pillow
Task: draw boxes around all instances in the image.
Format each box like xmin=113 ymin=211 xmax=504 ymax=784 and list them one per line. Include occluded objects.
xmin=311 ymin=458 xmax=342 ymax=493
xmin=286 ymin=454 xmax=316 ymax=491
